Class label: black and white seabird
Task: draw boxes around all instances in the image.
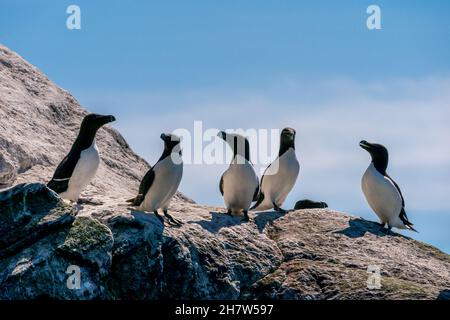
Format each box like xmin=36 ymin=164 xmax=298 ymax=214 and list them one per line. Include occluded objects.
xmin=47 ymin=113 xmax=116 ymax=202
xmin=251 ymin=128 xmax=300 ymax=213
xmin=218 ymin=131 xmax=259 ymax=221
xmin=127 ymin=133 xmax=183 ymax=226
xmin=359 ymin=140 xmax=417 ymax=232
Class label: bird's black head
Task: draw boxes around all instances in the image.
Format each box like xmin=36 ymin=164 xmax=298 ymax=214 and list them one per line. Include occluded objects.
xmin=359 ymin=140 xmax=389 ymax=174
xmin=80 ymin=113 xmax=116 ymax=134
xmin=161 ymin=133 xmax=181 ymax=152
xmin=217 ymin=131 xmax=227 ymax=141
xmin=74 ymin=113 xmax=116 ymax=149
xmin=218 ymin=131 xmax=251 ymax=161
xmin=279 ymin=127 xmax=296 ymax=156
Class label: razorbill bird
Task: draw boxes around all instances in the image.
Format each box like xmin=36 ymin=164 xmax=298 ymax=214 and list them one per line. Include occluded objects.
xmin=360 ymin=140 xmax=417 ymax=232
xmin=127 ymin=133 xmax=183 ymax=226
xmin=47 ymin=113 xmax=116 ymax=202
xmin=251 ymin=128 xmax=300 ymax=213
xmin=218 ymin=131 xmax=259 ymax=221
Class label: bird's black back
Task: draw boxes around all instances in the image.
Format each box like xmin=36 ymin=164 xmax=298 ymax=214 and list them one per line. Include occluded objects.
xmin=47 ymin=149 xmax=81 ymax=193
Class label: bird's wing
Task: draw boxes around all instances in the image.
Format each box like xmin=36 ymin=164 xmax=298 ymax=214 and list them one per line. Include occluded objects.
xmin=252 ymin=183 xmax=260 ymax=202
xmin=252 ymin=178 xmax=259 ymax=201
xmin=250 ymin=161 xmax=272 ymax=210
xmin=386 ymin=174 xmax=416 ymax=230
xmin=385 ymin=174 xmax=405 ymax=207
xmin=219 ymin=174 xmax=224 ymax=196
xmin=47 ymin=151 xmax=80 ymax=193
xmin=250 ymin=191 xmax=265 ymax=210
xmin=130 ymin=166 xmax=155 ymax=206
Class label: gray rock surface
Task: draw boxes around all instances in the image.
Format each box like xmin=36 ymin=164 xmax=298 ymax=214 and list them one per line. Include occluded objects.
xmin=0 ymin=44 xmax=449 ymax=300
xmin=0 ymin=183 xmax=76 ymax=259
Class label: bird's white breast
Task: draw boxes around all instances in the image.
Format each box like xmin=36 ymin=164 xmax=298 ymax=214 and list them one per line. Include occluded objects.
xmin=222 ymin=156 xmax=259 ymax=213
xmin=140 ymin=155 xmax=183 ymax=212
xmin=258 ymin=148 xmax=300 ymax=209
xmin=62 ymin=142 xmax=100 ymax=201
xmin=361 ymin=163 xmax=403 ymax=224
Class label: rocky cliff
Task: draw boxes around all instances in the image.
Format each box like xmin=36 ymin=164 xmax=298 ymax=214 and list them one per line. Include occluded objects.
xmin=0 ymin=44 xmax=449 ymax=300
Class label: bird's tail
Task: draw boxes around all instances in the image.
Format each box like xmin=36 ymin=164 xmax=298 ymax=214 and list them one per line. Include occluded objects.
xmin=399 ymin=208 xmax=418 ymax=232
xmin=406 ymin=224 xmax=418 ymax=233
xmin=250 ymin=192 xmax=265 ymax=211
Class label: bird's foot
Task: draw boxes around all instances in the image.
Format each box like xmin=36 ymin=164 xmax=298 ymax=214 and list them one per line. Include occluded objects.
xmin=164 ymin=211 xmax=183 ymax=226
xmin=273 ymin=202 xmax=288 ymax=214
xmin=275 ymin=207 xmax=288 ymax=214
xmin=241 ymin=211 xmax=250 ymax=222
xmin=153 ymin=211 xmax=165 ymax=224
xmin=380 ymin=225 xmax=391 ymax=234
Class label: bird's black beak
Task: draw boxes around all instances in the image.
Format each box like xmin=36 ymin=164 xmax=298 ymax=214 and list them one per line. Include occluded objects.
xmin=288 ymin=131 xmax=295 ymax=141
xmin=217 ymin=131 xmax=226 ymax=140
xmin=359 ymin=140 xmax=373 ymax=151
xmin=161 ymin=133 xmax=181 ymax=146
xmin=161 ymin=133 xmax=169 ymax=141
xmin=99 ymin=115 xmax=116 ymax=124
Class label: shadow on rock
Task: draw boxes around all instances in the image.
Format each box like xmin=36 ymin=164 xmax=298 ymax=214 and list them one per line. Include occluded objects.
xmin=129 ymin=209 xmax=167 ymax=229
xmin=438 ymin=289 xmax=450 ymax=300
xmin=253 ymin=211 xmax=284 ymax=233
xmin=335 ymin=218 xmax=396 ymax=238
xmin=189 ymin=210 xmax=285 ymax=234
xmin=189 ymin=211 xmax=248 ymax=233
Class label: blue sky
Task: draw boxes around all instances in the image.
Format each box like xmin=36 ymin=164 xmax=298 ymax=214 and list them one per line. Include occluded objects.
xmin=1 ymin=1 xmax=450 ymax=253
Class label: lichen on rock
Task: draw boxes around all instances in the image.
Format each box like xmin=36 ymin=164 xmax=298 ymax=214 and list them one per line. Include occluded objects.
xmin=58 ymin=216 xmax=113 ymax=277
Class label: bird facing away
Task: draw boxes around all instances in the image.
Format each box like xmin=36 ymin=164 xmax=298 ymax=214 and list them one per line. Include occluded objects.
xmin=47 ymin=113 xmax=116 ymax=202
xmin=251 ymin=127 xmax=300 ymax=213
xmin=218 ymin=131 xmax=259 ymax=221
xmin=127 ymin=133 xmax=183 ymax=226
xmin=360 ymin=140 xmax=416 ymax=232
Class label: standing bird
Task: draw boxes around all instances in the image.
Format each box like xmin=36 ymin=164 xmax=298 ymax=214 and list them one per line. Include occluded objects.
xmin=359 ymin=140 xmax=417 ymax=232
xmin=47 ymin=113 xmax=116 ymax=202
xmin=127 ymin=133 xmax=183 ymax=226
xmin=251 ymin=128 xmax=300 ymax=213
xmin=218 ymin=131 xmax=259 ymax=221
